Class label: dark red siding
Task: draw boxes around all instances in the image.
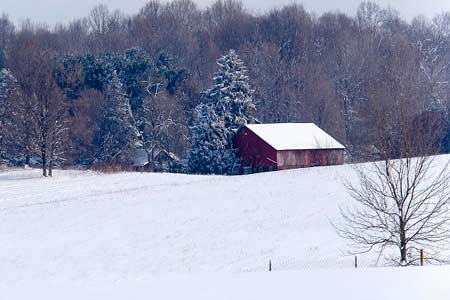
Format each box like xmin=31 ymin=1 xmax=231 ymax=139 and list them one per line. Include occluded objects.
xmin=277 ymin=149 xmax=344 ymax=170
xmin=234 ymin=127 xmax=277 ymax=169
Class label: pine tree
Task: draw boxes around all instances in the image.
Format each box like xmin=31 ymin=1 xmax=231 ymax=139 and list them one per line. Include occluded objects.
xmin=188 ymin=49 xmax=256 ymax=175
xmin=95 ymin=71 xmax=140 ymax=164
xmin=208 ymin=49 xmax=256 ymax=131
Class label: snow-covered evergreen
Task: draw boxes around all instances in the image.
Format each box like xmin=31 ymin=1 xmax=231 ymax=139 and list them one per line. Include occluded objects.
xmin=95 ymin=71 xmax=140 ymax=163
xmin=188 ymin=49 xmax=256 ymax=175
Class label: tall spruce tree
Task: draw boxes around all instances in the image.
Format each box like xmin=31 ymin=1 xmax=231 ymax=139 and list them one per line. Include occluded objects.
xmin=95 ymin=71 xmax=140 ymax=164
xmin=188 ymin=49 xmax=256 ymax=175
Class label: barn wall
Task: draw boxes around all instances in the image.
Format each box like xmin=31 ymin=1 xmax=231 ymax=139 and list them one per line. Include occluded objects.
xmin=277 ymin=149 xmax=344 ymax=170
xmin=234 ymin=127 xmax=277 ymax=170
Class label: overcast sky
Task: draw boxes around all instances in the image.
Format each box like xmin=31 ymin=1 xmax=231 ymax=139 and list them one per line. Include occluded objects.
xmin=2 ymin=0 xmax=450 ymax=25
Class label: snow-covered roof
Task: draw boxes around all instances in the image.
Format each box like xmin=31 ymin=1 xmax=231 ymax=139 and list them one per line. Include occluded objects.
xmin=132 ymin=149 xmax=149 ymax=167
xmin=244 ymin=123 xmax=345 ymax=151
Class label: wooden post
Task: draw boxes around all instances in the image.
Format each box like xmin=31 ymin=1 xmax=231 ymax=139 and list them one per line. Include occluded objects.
xmin=269 ymin=260 xmax=272 ymax=272
xmin=420 ymin=249 xmax=424 ymax=266
xmin=355 ymin=256 xmax=358 ymax=269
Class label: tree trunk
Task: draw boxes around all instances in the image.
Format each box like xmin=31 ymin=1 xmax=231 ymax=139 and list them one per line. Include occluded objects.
xmin=24 ymin=131 xmax=32 ymax=167
xmin=48 ymin=158 xmax=53 ymax=177
xmin=400 ymin=217 xmax=407 ymax=265
xmin=41 ymin=142 xmax=47 ymax=177
xmin=149 ymin=148 xmax=155 ymax=172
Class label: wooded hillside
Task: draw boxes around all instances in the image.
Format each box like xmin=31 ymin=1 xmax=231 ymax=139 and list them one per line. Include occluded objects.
xmin=1 ymin=0 xmax=450 ymax=171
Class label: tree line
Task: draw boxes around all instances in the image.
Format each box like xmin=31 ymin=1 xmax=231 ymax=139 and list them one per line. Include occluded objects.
xmin=1 ymin=0 xmax=450 ymax=174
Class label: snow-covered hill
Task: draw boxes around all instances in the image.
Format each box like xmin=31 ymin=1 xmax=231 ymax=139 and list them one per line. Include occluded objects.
xmin=1 ymin=162 xmax=448 ymax=299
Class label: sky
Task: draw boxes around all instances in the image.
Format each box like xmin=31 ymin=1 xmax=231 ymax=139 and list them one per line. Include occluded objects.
xmin=2 ymin=0 xmax=450 ymax=25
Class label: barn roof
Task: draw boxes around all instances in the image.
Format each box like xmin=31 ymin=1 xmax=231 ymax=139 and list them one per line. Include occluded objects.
xmin=244 ymin=123 xmax=345 ymax=151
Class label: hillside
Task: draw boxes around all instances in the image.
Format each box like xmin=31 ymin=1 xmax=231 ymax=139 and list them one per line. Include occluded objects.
xmin=1 ymin=162 xmax=448 ymax=299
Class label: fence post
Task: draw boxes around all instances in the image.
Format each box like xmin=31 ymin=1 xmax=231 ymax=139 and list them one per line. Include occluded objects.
xmin=269 ymin=260 xmax=272 ymax=272
xmin=355 ymin=256 xmax=358 ymax=269
xmin=420 ymin=249 xmax=424 ymax=266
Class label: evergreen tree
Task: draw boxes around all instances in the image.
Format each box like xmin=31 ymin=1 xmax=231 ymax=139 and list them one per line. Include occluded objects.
xmin=94 ymin=71 xmax=140 ymax=164
xmin=188 ymin=49 xmax=256 ymax=175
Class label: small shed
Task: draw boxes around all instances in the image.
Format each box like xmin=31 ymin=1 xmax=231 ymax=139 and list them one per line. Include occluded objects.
xmin=132 ymin=149 xmax=150 ymax=172
xmin=234 ymin=123 xmax=345 ymax=172
xmin=131 ymin=148 xmax=179 ymax=172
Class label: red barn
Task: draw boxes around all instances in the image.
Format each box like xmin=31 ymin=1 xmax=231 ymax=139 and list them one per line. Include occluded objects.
xmin=234 ymin=123 xmax=345 ymax=172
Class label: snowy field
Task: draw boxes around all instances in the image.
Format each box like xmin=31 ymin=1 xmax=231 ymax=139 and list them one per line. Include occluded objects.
xmin=1 ymin=162 xmax=449 ymax=299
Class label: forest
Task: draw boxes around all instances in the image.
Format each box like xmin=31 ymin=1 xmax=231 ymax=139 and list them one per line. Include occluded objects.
xmin=1 ymin=0 xmax=450 ymax=174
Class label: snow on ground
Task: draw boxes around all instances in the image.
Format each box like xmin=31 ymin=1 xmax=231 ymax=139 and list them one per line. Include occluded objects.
xmin=5 ymin=266 xmax=450 ymax=300
xmin=0 ymin=161 xmax=448 ymax=299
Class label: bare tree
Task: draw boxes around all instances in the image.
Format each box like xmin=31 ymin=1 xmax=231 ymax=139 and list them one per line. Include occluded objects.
xmin=86 ymin=4 xmax=128 ymax=52
xmin=47 ymin=97 xmax=68 ymax=177
xmin=139 ymin=88 xmax=187 ymax=171
xmin=31 ymin=59 xmax=68 ymax=177
xmin=411 ymin=14 xmax=450 ymax=111
xmin=10 ymin=33 xmax=68 ymax=176
xmin=338 ymin=103 xmax=450 ymax=266
xmin=340 ymin=155 xmax=450 ymax=265
xmin=0 ymin=14 xmax=14 ymax=68
xmin=0 ymin=68 xmax=21 ymax=163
